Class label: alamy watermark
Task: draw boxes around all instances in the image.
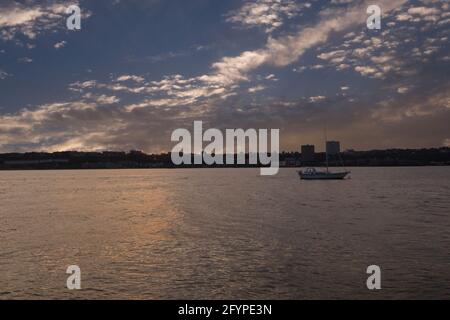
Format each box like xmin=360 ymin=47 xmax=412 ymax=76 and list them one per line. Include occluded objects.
xmin=367 ymin=5 xmax=381 ymax=30
xmin=66 ymin=265 xmax=81 ymax=290
xmin=366 ymin=265 xmax=382 ymax=290
xmin=66 ymin=5 xmax=81 ymax=30
xmin=171 ymin=121 xmax=279 ymax=176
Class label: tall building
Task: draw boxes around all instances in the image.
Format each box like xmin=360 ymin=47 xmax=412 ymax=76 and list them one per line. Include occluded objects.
xmin=301 ymin=145 xmax=315 ymax=162
xmin=326 ymin=141 xmax=341 ymax=155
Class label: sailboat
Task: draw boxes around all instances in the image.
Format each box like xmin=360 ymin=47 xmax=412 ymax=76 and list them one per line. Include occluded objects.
xmin=298 ymin=126 xmax=350 ymax=180
xmin=298 ymin=167 xmax=350 ymax=180
xmin=298 ymin=151 xmax=350 ymax=180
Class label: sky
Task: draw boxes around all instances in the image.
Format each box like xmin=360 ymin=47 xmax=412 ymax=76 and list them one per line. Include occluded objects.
xmin=0 ymin=0 xmax=449 ymax=153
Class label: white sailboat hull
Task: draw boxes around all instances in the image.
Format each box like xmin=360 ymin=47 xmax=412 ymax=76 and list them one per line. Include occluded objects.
xmin=298 ymin=171 xmax=350 ymax=180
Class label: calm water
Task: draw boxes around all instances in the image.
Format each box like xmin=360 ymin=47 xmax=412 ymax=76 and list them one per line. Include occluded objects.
xmin=0 ymin=167 xmax=449 ymax=299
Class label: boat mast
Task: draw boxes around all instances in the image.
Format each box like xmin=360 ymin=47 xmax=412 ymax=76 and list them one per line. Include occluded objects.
xmin=324 ymin=121 xmax=329 ymax=173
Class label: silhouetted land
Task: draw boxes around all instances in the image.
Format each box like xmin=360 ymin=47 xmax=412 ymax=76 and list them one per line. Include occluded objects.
xmin=0 ymin=148 xmax=449 ymax=170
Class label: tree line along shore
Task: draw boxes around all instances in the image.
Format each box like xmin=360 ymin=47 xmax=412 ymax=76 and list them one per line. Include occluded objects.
xmin=0 ymin=148 xmax=449 ymax=170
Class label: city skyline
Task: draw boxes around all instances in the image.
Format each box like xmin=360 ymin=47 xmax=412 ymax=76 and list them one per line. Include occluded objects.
xmin=0 ymin=0 xmax=449 ymax=153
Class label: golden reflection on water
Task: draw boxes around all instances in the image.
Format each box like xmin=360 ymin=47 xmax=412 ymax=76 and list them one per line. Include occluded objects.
xmin=0 ymin=170 xmax=182 ymax=299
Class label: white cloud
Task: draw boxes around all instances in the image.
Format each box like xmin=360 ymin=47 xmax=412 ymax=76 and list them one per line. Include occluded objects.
xmin=0 ymin=69 xmax=10 ymax=79
xmin=397 ymin=86 xmax=410 ymax=94
xmin=315 ymin=2 xmax=447 ymax=81
xmin=265 ymin=74 xmax=278 ymax=81
xmin=0 ymin=6 xmax=43 ymax=28
xmin=407 ymin=7 xmax=440 ymax=16
xmin=69 ymin=80 xmax=98 ymax=91
xmin=371 ymin=55 xmax=394 ymax=64
xmin=226 ymin=0 xmax=306 ymax=33
xmin=67 ymin=0 xmax=408 ymax=111
xmin=336 ymin=63 xmax=350 ymax=70
xmin=70 ymin=73 xmax=230 ymax=111
xmin=116 ymin=75 xmax=145 ymax=83
xmin=293 ymin=66 xmax=307 ymax=73
xmin=355 ymin=66 xmax=378 ymax=76
xmin=396 ymin=14 xmax=413 ymax=21
xmin=318 ymin=50 xmax=347 ymax=61
xmin=65 ymin=0 xmax=407 ymax=111
xmin=83 ymin=93 xmax=120 ymax=105
xmin=212 ymin=0 xmax=407 ymax=87
xmin=311 ymin=64 xmax=325 ymax=69
xmin=309 ymin=95 xmax=326 ymax=103
xmin=248 ymin=85 xmax=266 ymax=93
xmin=124 ymin=98 xmax=194 ymax=112
xmin=54 ymin=41 xmax=67 ymax=49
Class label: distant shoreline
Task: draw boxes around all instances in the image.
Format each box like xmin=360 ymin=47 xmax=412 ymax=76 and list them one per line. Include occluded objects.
xmin=1 ymin=164 xmax=449 ymax=172
xmin=1 ymin=148 xmax=449 ymax=170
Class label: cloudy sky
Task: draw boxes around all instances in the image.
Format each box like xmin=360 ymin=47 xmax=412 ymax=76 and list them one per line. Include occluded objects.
xmin=0 ymin=0 xmax=449 ymax=153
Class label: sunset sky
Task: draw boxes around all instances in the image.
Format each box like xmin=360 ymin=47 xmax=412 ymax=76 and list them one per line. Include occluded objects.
xmin=0 ymin=0 xmax=449 ymax=153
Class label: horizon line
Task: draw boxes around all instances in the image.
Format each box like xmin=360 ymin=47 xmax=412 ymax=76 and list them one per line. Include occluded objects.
xmin=1 ymin=146 xmax=449 ymax=156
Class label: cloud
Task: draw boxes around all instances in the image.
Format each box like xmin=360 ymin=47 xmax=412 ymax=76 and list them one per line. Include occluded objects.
xmin=124 ymin=98 xmax=194 ymax=112
xmin=116 ymin=75 xmax=145 ymax=83
xmin=0 ymin=70 xmax=10 ymax=79
xmin=70 ymin=0 xmax=408 ymax=110
xmin=396 ymin=13 xmax=413 ymax=21
xmin=69 ymin=73 xmax=230 ymax=111
xmin=309 ymin=95 xmax=326 ymax=103
xmin=0 ymin=1 xmax=89 ymax=42
xmin=1 ymin=81 xmax=450 ymax=153
xmin=226 ymin=0 xmax=307 ymax=33
xmin=318 ymin=50 xmax=347 ymax=61
xmin=265 ymin=74 xmax=278 ymax=81
xmin=354 ymin=66 xmax=378 ymax=77
xmin=69 ymin=80 xmax=98 ymax=92
xmin=311 ymin=0 xmax=448 ymax=80
xmin=248 ymin=85 xmax=266 ymax=93
xmin=408 ymin=6 xmax=440 ymax=16
xmin=18 ymin=57 xmax=33 ymax=63
xmin=397 ymin=86 xmax=410 ymax=94
xmin=209 ymin=0 xmax=407 ymax=88
xmin=3 ymin=0 xmax=450 ymax=153
xmin=372 ymin=86 xmax=450 ymax=122
xmin=0 ymin=5 xmax=43 ymax=29
xmin=83 ymin=93 xmax=120 ymax=105
xmin=54 ymin=41 xmax=67 ymax=49
xmin=0 ymin=97 xmax=211 ymax=153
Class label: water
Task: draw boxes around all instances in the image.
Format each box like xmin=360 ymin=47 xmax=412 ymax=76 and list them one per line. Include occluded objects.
xmin=0 ymin=167 xmax=449 ymax=299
